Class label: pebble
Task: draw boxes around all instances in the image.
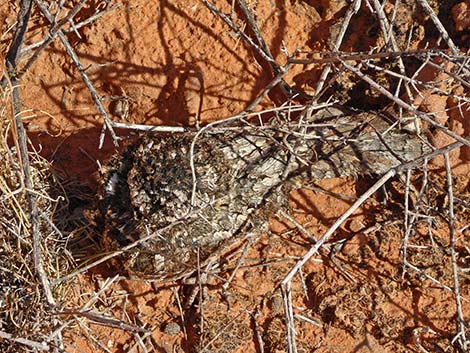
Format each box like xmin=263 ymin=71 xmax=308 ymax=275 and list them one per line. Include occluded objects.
xmin=163 ymin=321 xmax=181 ymax=335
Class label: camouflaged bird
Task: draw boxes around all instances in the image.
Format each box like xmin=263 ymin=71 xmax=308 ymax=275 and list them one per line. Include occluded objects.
xmin=97 ymin=107 xmax=431 ymax=280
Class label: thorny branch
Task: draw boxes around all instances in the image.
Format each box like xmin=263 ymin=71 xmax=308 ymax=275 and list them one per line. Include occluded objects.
xmin=0 ymin=330 xmax=50 ymax=351
xmin=445 ymin=153 xmax=468 ymax=351
xmin=368 ymin=0 xmax=414 ymax=108
xmin=280 ymin=133 xmax=468 ymax=352
xmin=17 ymin=0 xmax=88 ymax=79
xmin=56 ymin=309 xmax=148 ymax=334
xmin=33 ymin=0 xmax=119 ymax=147
xmin=20 ymin=2 xmax=117 ymax=57
xmin=202 ymin=0 xmax=302 ymax=99
xmin=5 ymin=0 xmax=56 ymax=306
xmin=2 ymin=0 xmax=120 ymax=148
xmin=287 ymin=49 xmax=457 ymax=65
xmin=2 ymin=0 xmax=58 ymax=350
xmin=340 ymin=59 xmax=470 ymax=148
xmin=313 ymin=0 xmax=360 ymax=97
xmin=416 ymin=0 xmax=459 ymax=55
xmin=52 ymin=221 xmax=182 ymax=285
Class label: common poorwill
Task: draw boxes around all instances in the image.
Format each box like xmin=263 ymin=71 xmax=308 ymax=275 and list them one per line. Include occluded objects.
xmin=98 ymin=107 xmax=431 ymax=280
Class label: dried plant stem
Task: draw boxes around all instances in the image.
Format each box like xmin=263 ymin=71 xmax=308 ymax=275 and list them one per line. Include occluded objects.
xmin=236 ymin=0 xmax=277 ymax=70
xmin=20 ymin=4 xmax=117 ymax=56
xmin=281 ymin=169 xmax=396 ymax=352
xmin=18 ymin=0 xmax=87 ymax=78
xmin=282 ymin=279 xmax=297 ymax=353
xmin=401 ymin=168 xmax=413 ymax=278
xmin=426 ymin=58 xmax=470 ymax=90
xmin=341 ymin=60 xmax=470 ymax=148
xmin=314 ymin=0 xmax=361 ymax=96
xmin=364 ymin=61 xmax=470 ymax=104
xmin=0 ymin=330 xmax=50 ymax=351
xmin=110 ymin=121 xmax=189 ymax=133
xmin=203 ymin=0 xmax=297 ymax=97
xmin=280 ymin=131 xmax=467 ymax=351
xmin=52 ymin=221 xmax=182 ymax=285
xmin=6 ymin=0 xmax=56 ymax=306
xmin=369 ymin=0 xmax=414 ymax=104
xmin=222 ymin=238 xmax=252 ymax=290
xmin=235 ymin=0 xmax=297 ymax=97
xmin=173 ymin=287 xmax=189 ymax=347
xmin=34 ymin=0 xmax=119 ymax=148
xmin=289 ymin=49 xmax=443 ymax=65
xmin=282 ymin=169 xmax=395 ymax=284
xmin=57 ymin=309 xmax=148 ymax=334
xmin=444 ymin=153 xmax=468 ymax=351
xmin=278 ymin=207 xmax=356 ymax=282
xmin=82 ymin=275 xmax=121 ymax=310
xmin=251 ymin=309 xmax=265 ymax=353
xmin=202 ymin=0 xmax=274 ymax=65
xmin=277 ymin=209 xmax=318 ymax=243
xmin=416 ymin=0 xmax=459 ymax=55
xmin=405 ymin=262 xmax=455 ymax=294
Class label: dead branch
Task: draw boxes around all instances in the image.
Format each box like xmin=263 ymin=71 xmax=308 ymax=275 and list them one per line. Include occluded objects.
xmin=235 ymin=0 xmax=299 ymax=97
xmin=363 ymin=61 xmax=470 ymax=104
xmin=340 ymin=59 xmax=470 ymax=148
xmin=416 ymin=0 xmax=459 ymax=55
xmin=235 ymin=0 xmax=277 ymax=70
xmin=19 ymin=0 xmax=86 ymax=77
xmin=34 ymin=0 xmax=119 ymax=148
xmin=0 ymin=330 xmax=50 ymax=351
xmin=280 ymin=168 xmax=396 ymax=352
xmin=52 ymin=221 xmax=182 ymax=285
xmin=202 ymin=0 xmax=274 ymax=64
xmin=279 ymin=130 xmax=468 ymax=352
xmin=401 ymin=168 xmax=413 ymax=278
xmin=17 ymin=0 xmax=88 ymax=79
xmin=313 ymin=0 xmax=361 ymax=97
xmin=203 ymin=0 xmax=299 ymax=98
xmin=110 ymin=121 xmax=189 ymax=133
xmin=282 ymin=169 xmax=396 ymax=286
xmin=5 ymin=0 xmax=56 ymax=307
xmin=369 ymin=0 xmax=414 ymax=107
xmin=425 ymin=58 xmax=470 ymax=90
xmin=444 ymin=153 xmax=468 ymax=351
xmin=56 ymin=309 xmax=148 ymax=334
xmin=20 ymin=3 xmax=118 ymax=56
xmin=289 ymin=49 xmax=446 ymax=65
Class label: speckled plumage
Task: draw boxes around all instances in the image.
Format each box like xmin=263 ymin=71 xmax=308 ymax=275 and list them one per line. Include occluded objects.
xmin=98 ymin=108 xmax=431 ymax=280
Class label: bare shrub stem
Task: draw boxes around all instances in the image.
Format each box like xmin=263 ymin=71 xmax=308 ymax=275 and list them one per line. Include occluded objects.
xmin=444 ymin=153 xmax=468 ymax=350
xmin=34 ymin=0 xmax=119 ymax=147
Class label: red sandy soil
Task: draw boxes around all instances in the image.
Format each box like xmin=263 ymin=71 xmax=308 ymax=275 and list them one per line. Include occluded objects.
xmin=1 ymin=0 xmax=469 ymax=352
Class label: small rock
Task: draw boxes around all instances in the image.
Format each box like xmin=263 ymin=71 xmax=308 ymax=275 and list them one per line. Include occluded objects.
xmin=163 ymin=322 xmax=181 ymax=335
xmin=270 ymin=293 xmax=283 ymax=315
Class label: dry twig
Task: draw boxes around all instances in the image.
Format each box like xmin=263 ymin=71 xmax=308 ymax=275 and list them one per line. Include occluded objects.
xmin=33 ymin=0 xmax=119 ymax=147
xmin=444 ymin=153 xmax=468 ymax=350
xmin=340 ymin=59 xmax=470 ymax=148
xmin=5 ymin=0 xmax=56 ymax=307
xmin=416 ymin=0 xmax=459 ymax=55
xmin=0 ymin=330 xmax=50 ymax=351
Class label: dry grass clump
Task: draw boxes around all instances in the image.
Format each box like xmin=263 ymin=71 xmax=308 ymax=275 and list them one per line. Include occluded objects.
xmin=0 ymin=85 xmax=76 ymax=352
